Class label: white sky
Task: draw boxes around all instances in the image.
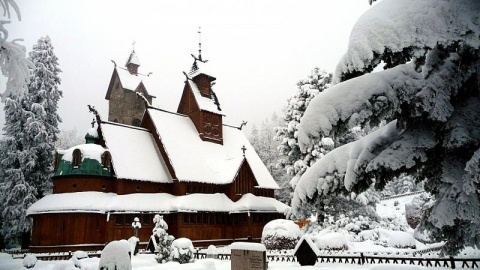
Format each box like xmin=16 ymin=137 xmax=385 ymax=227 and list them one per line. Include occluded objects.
xmin=1 ymin=0 xmax=371 ymax=137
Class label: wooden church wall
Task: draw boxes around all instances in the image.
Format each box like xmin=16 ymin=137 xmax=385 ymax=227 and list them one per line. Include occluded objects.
xmin=30 ymin=213 xmax=106 ymax=252
xmin=230 ymin=162 xmax=256 ymax=201
xmin=53 ymin=176 xmax=115 ymax=194
xmin=115 ymin=179 xmax=173 ymax=195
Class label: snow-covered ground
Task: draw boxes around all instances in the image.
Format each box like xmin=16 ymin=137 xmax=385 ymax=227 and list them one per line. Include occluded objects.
xmin=0 ymin=253 xmax=460 ymax=270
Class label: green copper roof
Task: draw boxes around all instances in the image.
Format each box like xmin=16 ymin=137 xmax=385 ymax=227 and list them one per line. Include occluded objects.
xmin=55 ymin=155 xmax=113 ymax=177
xmin=55 ymin=143 xmax=113 ymax=177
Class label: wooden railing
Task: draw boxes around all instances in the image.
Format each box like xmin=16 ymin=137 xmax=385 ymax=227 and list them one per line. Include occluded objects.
xmin=193 ymin=251 xmax=480 ymax=269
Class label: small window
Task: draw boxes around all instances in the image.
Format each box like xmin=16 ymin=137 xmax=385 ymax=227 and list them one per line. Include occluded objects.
xmin=136 ymin=186 xmax=140 ymax=192
xmin=72 ymin=149 xmax=82 ymax=167
xmin=101 ymin=151 xmax=111 ymax=169
xmin=142 ymin=214 xmax=150 ymax=225
xmin=124 ymin=215 xmax=132 ymax=225
xmin=115 ymin=215 xmax=123 ymax=226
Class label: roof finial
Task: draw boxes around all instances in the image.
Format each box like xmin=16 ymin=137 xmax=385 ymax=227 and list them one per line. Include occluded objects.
xmin=198 ymin=26 xmax=202 ymax=62
xmin=190 ymin=27 xmax=208 ymax=65
xmin=132 ymin=40 xmax=136 ymax=51
xmin=241 ymin=145 xmax=247 ymax=157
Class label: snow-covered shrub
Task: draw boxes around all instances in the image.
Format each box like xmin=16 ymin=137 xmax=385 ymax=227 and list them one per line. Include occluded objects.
xmin=405 ymin=193 xmax=434 ymax=229
xmin=99 ymin=240 xmax=132 ymax=270
xmin=261 ymin=219 xmax=302 ymax=250
xmin=70 ymin=250 xmax=88 ymax=268
xmin=23 ymin=254 xmax=37 ymax=269
xmin=154 ymin=227 xmax=175 ymax=264
xmin=377 ymin=229 xmax=416 ymax=249
xmin=172 ymin=238 xmax=195 ymax=264
xmin=358 ymin=230 xmax=379 ymax=241
xmin=128 ymin=236 xmax=139 ymax=256
xmin=311 ymin=233 xmax=349 ymax=250
xmin=206 ymin=245 xmax=218 ymax=259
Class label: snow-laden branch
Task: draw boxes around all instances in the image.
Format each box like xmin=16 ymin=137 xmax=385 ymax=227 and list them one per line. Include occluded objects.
xmin=292 ymin=120 xmax=400 ymax=212
xmin=334 ymin=0 xmax=480 ymax=83
xmin=0 ymin=0 xmax=33 ymax=100
xmin=297 ymin=63 xmax=419 ymax=151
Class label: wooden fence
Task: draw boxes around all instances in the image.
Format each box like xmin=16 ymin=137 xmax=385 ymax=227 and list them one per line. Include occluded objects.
xmin=193 ymin=251 xmax=480 ymax=269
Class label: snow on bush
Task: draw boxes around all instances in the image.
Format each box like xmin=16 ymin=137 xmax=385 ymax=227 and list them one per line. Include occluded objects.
xmin=172 ymin=238 xmax=195 ymax=264
xmin=377 ymin=229 xmax=416 ymax=249
xmin=311 ymin=233 xmax=349 ymax=250
xmin=261 ymin=219 xmax=302 ymax=250
xmin=23 ymin=254 xmax=37 ymax=269
xmin=358 ymin=230 xmax=379 ymax=241
xmin=206 ymin=245 xmax=218 ymax=258
xmin=99 ymin=240 xmax=132 ymax=270
xmin=128 ymin=236 xmax=139 ymax=256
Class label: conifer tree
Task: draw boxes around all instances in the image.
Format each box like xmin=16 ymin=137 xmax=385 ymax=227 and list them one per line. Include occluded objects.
xmin=0 ymin=36 xmax=61 ymax=246
xmin=25 ymin=36 xmax=62 ymax=196
xmin=275 ymin=68 xmax=333 ymax=187
xmin=292 ymin=0 xmax=480 ymax=254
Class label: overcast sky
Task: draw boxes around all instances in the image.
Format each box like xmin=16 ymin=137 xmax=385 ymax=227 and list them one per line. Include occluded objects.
xmin=2 ymin=0 xmax=371 ymax=138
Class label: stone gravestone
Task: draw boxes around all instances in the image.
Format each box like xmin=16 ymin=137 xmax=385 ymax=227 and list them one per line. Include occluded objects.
xmin=231 ymin=242 xmax=267 ymax=270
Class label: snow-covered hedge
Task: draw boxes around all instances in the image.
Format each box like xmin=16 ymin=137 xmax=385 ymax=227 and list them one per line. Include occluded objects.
xmin=99 ymin=240 xmax=132 ymax=270
xmin=311 ymin=233 xmax=349 ymax=250
xmin=172 ymin=238 xmax=195 ymax=264
xmin=261 ymin=219 xmax=302 ymax=250
xmin=377 ymin=229 xmax=416 ymax=249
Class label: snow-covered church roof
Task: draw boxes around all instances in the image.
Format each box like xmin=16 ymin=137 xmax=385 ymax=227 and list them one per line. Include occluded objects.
xmin=146 ymin=108 xmax=279 ymax=189
xmin=100 ymin=121 xmax=172 ymax=183
xmin=26 ymin=192 xmax=290 ymax=215
xmin=115 ymin=67 xmax=152 ymax=92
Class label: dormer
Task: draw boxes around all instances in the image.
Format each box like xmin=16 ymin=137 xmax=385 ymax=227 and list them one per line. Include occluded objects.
xmin=178 ymin=57 xmax=224 ymax=144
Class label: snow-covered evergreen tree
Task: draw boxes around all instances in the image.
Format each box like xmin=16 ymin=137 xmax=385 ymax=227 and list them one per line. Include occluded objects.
xmin=26 ymin=36 xmax=62 ymax=196
xmin=292 ymin=0 xmax=480 ymax=255
xmin=0 ymin=91 xmax=37 ymax=246
xmin=275 ymin=67 xmax=333 ymax=186
xmin=0 ymin=36 xmax=61 ymax=245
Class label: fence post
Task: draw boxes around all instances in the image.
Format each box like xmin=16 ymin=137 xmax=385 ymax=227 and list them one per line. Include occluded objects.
xmin=450 ymin=257 xmax=455 ymax=269
xmin=360 ymin=253 xmax=365 ymax=265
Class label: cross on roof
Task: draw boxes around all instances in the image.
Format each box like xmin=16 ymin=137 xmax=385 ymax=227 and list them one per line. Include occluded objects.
xmin=241 ymin=145 xmax=247 ymax=157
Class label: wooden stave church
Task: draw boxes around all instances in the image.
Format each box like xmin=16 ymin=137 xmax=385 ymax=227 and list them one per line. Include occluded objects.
xmin=27 ymin=49 xmax=288 ymax=253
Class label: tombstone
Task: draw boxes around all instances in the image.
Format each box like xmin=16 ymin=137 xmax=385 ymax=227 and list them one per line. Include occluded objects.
xmin=293 ymin=235 xmax=320 ymax=266
xmin=231 ymin=242 xmax=267 ymax=270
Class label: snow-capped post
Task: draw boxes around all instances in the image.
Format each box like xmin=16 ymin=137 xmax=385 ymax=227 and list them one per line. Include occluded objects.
xmin=131 ymin=217 xmax=141 ymax=237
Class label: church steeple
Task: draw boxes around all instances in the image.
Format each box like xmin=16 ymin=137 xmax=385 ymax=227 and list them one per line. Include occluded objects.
xmin=125 ymin=42 xmax=140 ymax=75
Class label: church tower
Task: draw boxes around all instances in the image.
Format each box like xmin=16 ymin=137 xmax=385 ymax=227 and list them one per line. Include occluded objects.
xmin=105 ymin=49 xmax=155 ymax=126
xmin=177 ymin=28 xmax=224 ymax=144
